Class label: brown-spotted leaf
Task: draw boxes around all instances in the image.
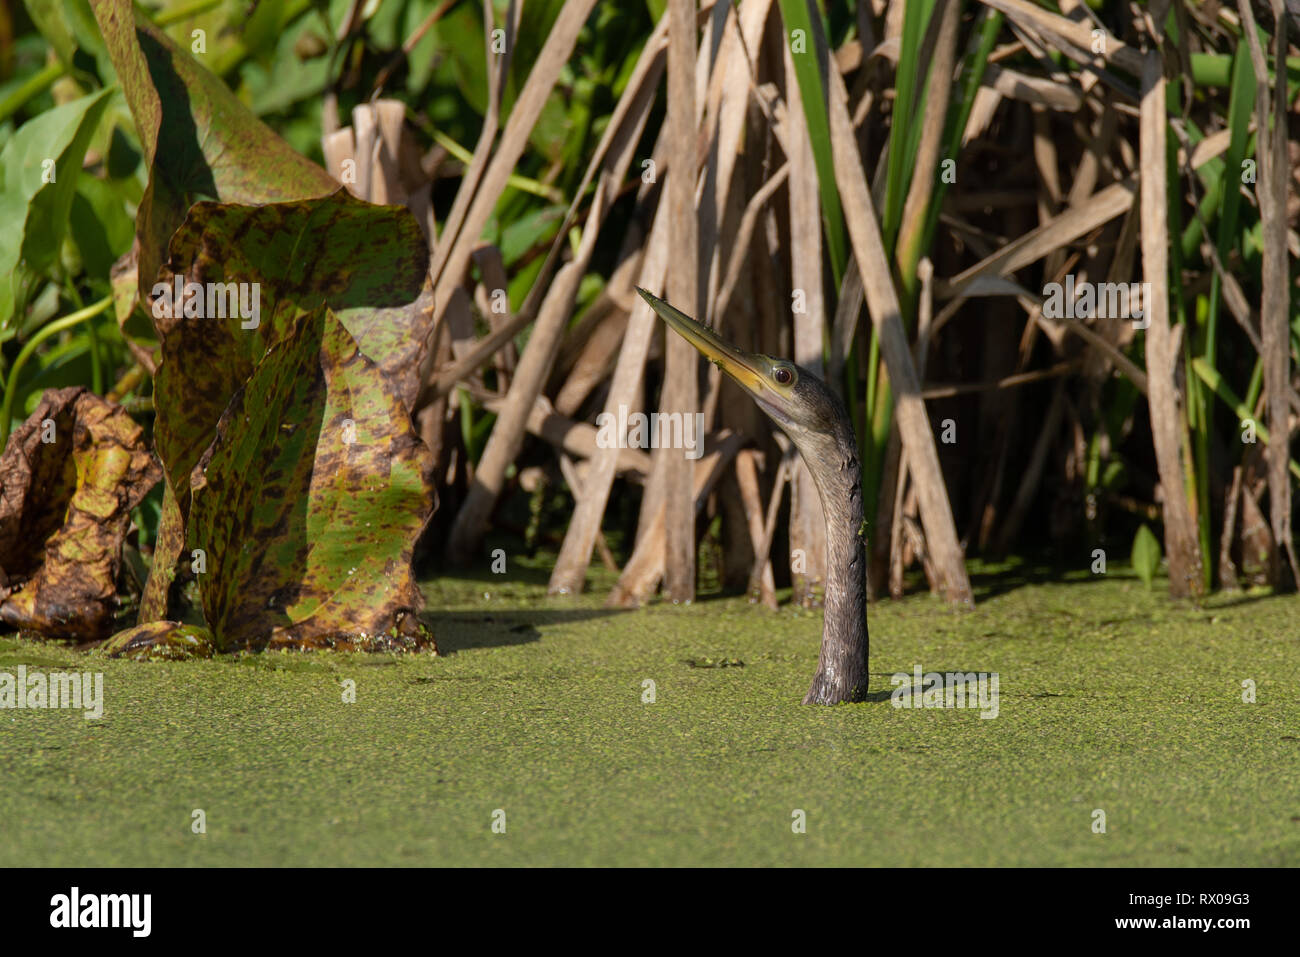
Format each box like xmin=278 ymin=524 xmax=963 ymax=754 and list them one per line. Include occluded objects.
xmin=137 ymin=477 xmax=185 ymax=624
xmin=188 ymin=308 xmax=435 ymax=653
xmin=149 ymin=195 xmax=432 ymax=499
xmin=0 ymin=387 xmax=161 ymax=639
xmin=110 ymin=243 xmax=159 ymax=374
xmin=90 ymin=0 xmax=339 ymax=311
xmin=90 ymin=0 xmax=437 ymax=649
xmin=103 ymin=619 xmax=215 ymax=660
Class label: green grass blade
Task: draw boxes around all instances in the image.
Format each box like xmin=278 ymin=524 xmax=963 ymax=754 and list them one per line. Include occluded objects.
xmin=776 ymin=0 xmax=848 ymax=285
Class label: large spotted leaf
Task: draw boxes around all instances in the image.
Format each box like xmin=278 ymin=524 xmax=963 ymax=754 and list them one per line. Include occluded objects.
xmin=188 ymin=308 xmax=435 ymax=653
xmin=90 ymin=0 xmax=338 ymax=302
xmin=90 ymin=0 xmax=437 ymax=650
xmin=150 ymin=195 xmax=433 ymax=499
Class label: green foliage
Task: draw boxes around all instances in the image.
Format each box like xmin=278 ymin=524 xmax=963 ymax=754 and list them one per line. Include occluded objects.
xmin=0 ymin=87 xmax=112 ymax=329
xmin=1131 ymin=524 xmax=1161 ymax=590
xmin=775 ymin=0 xmax=846 ymax=284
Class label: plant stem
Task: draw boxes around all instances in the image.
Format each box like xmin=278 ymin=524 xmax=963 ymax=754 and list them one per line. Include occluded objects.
xmin=0 ymin=61 xmax=65 ymax=125
xmin=153 ymin=0 xmax=226 ymax=27
xmin=0 ymin=295 xmax=113 ymax=450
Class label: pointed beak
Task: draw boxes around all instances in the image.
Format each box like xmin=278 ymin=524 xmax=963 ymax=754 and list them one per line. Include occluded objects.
xmin=635 ymin=287 xmax=766 ymax=395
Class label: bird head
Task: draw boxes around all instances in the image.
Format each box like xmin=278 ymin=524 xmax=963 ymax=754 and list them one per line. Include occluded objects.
xmin=635 ymin=286 xmax=853 ymax=456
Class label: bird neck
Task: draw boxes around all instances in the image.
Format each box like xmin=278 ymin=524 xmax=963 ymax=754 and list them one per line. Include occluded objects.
xmin=799 ymin=419 xmax=868 ymax=704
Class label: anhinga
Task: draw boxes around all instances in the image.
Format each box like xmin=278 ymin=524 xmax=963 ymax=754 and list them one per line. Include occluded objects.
xmin=636 ymin=287 xmax=867 ymax=705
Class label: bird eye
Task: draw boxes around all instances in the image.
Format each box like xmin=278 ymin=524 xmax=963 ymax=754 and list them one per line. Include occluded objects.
xmin=773 ymin=366 xmax=795 ymax=386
